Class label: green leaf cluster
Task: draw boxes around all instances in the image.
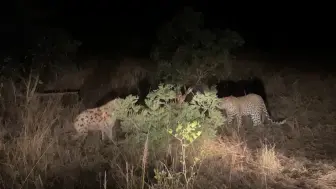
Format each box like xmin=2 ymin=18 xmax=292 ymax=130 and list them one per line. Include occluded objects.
xmin=113 ymin=84 xmax=225 ymax=156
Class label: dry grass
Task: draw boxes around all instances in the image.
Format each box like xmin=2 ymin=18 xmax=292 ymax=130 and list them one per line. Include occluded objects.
xmin=0 ymin=56 xmax=336 ymax=189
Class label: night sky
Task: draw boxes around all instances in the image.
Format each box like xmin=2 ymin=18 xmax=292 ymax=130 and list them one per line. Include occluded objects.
xmin=2 ymin=1 xmax=335 ymax=61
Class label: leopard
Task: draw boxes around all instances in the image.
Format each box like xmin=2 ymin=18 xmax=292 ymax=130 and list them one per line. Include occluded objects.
xmin=72 ymin=98 xmax=119 ymax=143
xmin=218 ymin=93 xmax=286 ymax=130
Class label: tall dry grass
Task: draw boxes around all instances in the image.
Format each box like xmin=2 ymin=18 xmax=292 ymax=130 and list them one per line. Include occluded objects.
xmin=0 ymin=58 xmax=336 ymax=189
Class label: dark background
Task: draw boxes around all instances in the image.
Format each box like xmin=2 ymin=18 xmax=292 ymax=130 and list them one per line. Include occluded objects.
xmin=2 ymin=1 xmax=335 ymax=63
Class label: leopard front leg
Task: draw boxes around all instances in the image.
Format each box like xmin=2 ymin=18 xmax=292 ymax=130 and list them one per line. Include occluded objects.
xmin=236 ymin=114 xmax=242 ymax=132
xmin=227 ymin=111 xmax=242 ymax=131
xmin=226 ymin=112 xmax=235 ymax=127
xmin=102 ymin=117 xmax=117 ymax=143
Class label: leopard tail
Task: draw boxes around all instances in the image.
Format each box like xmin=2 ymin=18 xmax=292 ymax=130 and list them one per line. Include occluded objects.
xmin=262 ymin=102 xmax=286 ymax=125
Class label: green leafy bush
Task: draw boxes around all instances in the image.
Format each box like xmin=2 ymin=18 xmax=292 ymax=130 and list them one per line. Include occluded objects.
xmin=114 ymin=84 xmax=225 ymax=160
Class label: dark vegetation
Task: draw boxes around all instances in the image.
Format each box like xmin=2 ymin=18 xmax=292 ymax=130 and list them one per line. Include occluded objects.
xmin=0 ymin=6 xmax=335 ymax=189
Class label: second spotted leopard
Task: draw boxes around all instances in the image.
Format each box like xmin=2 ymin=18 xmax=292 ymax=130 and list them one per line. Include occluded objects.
xmin=218 ymin=93 xmax=286 ymax=129
xmin=73 ymin=99 xmax=119 ymax=142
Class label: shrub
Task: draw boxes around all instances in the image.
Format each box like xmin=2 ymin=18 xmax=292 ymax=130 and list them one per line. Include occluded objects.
xmin=114 ymin=84 xmax=225 ymax=163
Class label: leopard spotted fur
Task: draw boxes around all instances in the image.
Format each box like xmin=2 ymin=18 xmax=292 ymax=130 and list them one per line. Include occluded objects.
xmin=73 ymin=99 xmax=118 ymax=142
xmin=218 ymin=93 xmax=286 ymax=130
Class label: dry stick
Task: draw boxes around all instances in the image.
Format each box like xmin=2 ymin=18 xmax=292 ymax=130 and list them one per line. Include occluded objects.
xmin=34 ymin=92 xmax=79 ymax=96
xmin=141 ymin=134 xmax=149 ymax=189
xmin=177 ymin=87 xmax=193 ymax=104
xmin=20 ymin=140 xmax=54 ymax=189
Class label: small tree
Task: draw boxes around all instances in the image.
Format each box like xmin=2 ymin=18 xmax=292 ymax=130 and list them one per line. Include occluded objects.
xmin=114 ymin=84 xmax=225 ymax=161
xmin=167 ymin=120 xmax=202 ymax=189
xmin=112 ymin=84 xmax=225 ymax=188
xmin=152 ymin=7 xmax=245 ymax=86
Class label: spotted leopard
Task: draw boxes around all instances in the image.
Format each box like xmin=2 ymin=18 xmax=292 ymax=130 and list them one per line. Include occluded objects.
xmin=73 ymin=99 xmax=119 ymax=142
xmin=218 ymin=93 xmax=286 ymax=130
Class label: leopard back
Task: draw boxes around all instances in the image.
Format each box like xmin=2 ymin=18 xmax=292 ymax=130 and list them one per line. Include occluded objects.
xmin=237 ymin=94 xmax=264 ymax=117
